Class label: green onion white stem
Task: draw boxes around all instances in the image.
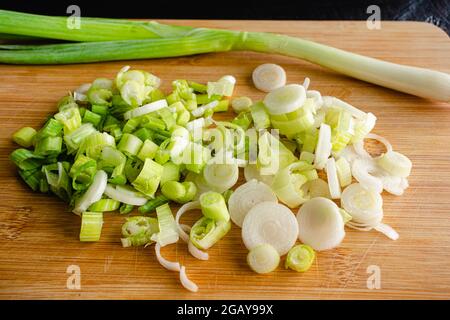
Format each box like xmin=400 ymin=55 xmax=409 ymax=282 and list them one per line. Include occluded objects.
xmin=247 ymin=243 xmax=280 ymax=274
xmin=155 ymin=242 xmax=181 ymax=272
xmin=242 ymin=202 xmax=298 ymax=255
xmin=228 ymin=179 xmax=278 ymax=227
xmin=297 ymin=197 xmax=345 ymax=251
xmin=252 ymin=63 xmax=286 ymax=92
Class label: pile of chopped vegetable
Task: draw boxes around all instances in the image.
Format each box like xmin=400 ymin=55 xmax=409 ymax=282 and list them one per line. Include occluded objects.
xmin=10 ymin=63 xmax=411 ymax=292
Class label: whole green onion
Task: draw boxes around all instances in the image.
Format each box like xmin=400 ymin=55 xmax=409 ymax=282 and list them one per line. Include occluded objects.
xmin=0 ymin=10 xmax=449 ymax=101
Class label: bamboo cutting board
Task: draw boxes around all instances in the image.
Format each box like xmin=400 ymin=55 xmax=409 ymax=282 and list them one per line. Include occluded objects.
xmin=0 ymin=20 xmax=449 ymax=300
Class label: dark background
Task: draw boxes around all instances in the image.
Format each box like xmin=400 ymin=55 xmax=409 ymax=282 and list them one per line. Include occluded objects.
xmin=1 ymin=0 xmax=449 ymax=34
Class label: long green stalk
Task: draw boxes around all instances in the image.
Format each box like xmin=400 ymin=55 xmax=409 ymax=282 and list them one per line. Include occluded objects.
xmin=0 ymin=10 xmax=193 ymax=41
xmin=0 ymin=9 xmax=449 ymax=102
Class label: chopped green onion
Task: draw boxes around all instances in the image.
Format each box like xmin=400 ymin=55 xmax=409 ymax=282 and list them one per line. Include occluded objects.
xmin=285 ymin=244 xmax=315 ymax=272
xmin=314 ymin=123 xmax=332 ymax=170
xmin=84 ymin=132 xmax=115 ymax=159
xmin=228 ymin=179 xmax=277 ymax=227
xmin=131 ymin=158 xmax=163 ymax=197
xmin=377 ymin=151 xmax=412 ymax=178
xmin=222 ymin=189 xmax=233 ymax=204
xmin=19 ymin=168 xmax=42 ymax=191
xmin=35 ymin=118 xmax=63 ymax=140
xmin=199 ymin=191 xmax=230 ymax=222
xmin=325 ymin=157 xmax=341 ymax=199
xmin=123 ymin=99 xmax=168 ymax=120
xmin=55 ymin=107 xmax=82 ymax=134
xmin=157 ymin=107 xmax=176 ymax=130
xmin=188 ymin=81 xmax=207 ymax=93
xmin=121 ymin=216 xmax=159 ymax=247
xmin=247 ymin=243 xmax=280 ymax=274
xmin=13 ymin=126 xmax=36 ymax=147
xmin=232 ymin=111 xmax=252 ymax=130
xmin=64 ymin=123 xmax=96 ymax=153
xmin=91 ymin=104 xmax=109 ymax=116
xmin=88 ymin=198 xmax=120 ymax=212
xmin=242 ymin=202 xmax=298 ymax=255
xmin=190 ymin=216 xmax=231 ymax=250
xmin=104 ymin=184 xmax=148 ymax=206
xmin=79 ymin=211 xmax=103 ymax=242
xmin=34 ymin=136 xmax=62 ymax=156
xmin=213 ymin=99 xmax=229 ymax=112
xmin=119 ymin=203 xmax=134 ymax=214
xmin=207 ymin=76 xmax=235 ymax=97
xmin=250 ymin=101 xmax=270 ymax=130
xmin=10 ymin=148 xmax=44 ymax=171
xmin=160 ymin=161 xmax=181 ymax=185
xmin=335 ymin=157 xmax=352 ymax=187
xmin=299 ymin=128 xmax=318 ymax=153
xmin=231 ymin=96 xmax=252 ymax=113
xmin=203 ymin=163 xmax=239 ymax=193
xmin=82 ymin=109 xmax=103 ymax=127
xmin=117 ymin=133 xmax=143 ymax=157
xmin=69 ymin=155 xmax=97 ymax=191
xmin=297 ymin=197 xmax=345 ymax=251
xmin=73 ymin=170 xmax=108 ymax=214
xmin=133 ymin=127 xmax=152 ymax=142
xmin=138 ymin=194 xmax=169 ymax=214
xmin=122 ymin=117 xmax=141 ymax=134
xmin=257 ymin=131 xmax=296 ymax=175
xmin=252 ymin=63 xmax=286 ymax=93
xmin=299 ymin=151 xmax=315 ymax=164
xmin=153 ymin=203 xmax=179 ymax=246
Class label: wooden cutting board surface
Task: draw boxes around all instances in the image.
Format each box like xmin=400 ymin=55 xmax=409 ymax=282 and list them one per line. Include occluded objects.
xmin=0 ymin=20 xmax=449 ymax=300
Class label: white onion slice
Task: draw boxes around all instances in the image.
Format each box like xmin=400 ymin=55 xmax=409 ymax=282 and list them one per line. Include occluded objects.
xmin=263 ymin=84 xmax=305 ymax=115
xmin=228 ymin=179 xmax=278 ymax=227
xmin=354 ymin=133 xmax=393 ymax=160
xmin=252 ymin=63 xmax=286 ymax=92
xmin=351 ymin=158 xmax=384 ymax=193
xmin=377 ymin=150 xmax=412 ymax=178
xmin=179 ymin=266 xmax=199 ymax=292
xmin=123 ymin=99 xmax=168 ymax=120
xmin=242 ymin=202 xmax=298 ymax=255
xmin=179 ymin=222 xmax=209 ymax=260
xmin=155 ymin=242 xmax=181 ymax=272
xmin=374 ymin=223 xmax=399 ymax=240
xmin=341 ymin=183 xmax=383 ymax=226
xmin=104 ymin=184 xmax=148 ymax=206
xmin=366 ymin=133 xmax=393 ymax=154
xmin=73 ymin=170 xmax=107 ymax=214
xmin=244 ymin=164 xmax=275 ymax=186
xmin=353 ymin=140 xmax=372 ymax=159
xmin=175 ymin=201 xmax=201 ymax=243
xmin=378 ymin=174 xmax=409 ymax=196
xmin=314 ymin=123 xmax=332 ymax=170
xmin=296 ymin=197 xmax=345 ymax=251
xmin=325 ymin=158 xmax=341 ymax=199
xmin=203 ymin=162 xmax=239 ymax=193
xmin=188 ymin=240 xmax=209 ymax=261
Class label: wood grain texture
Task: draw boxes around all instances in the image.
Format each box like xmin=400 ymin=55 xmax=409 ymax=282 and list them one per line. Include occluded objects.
xmin=0 ymin=20 xmax=449 ymax=300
